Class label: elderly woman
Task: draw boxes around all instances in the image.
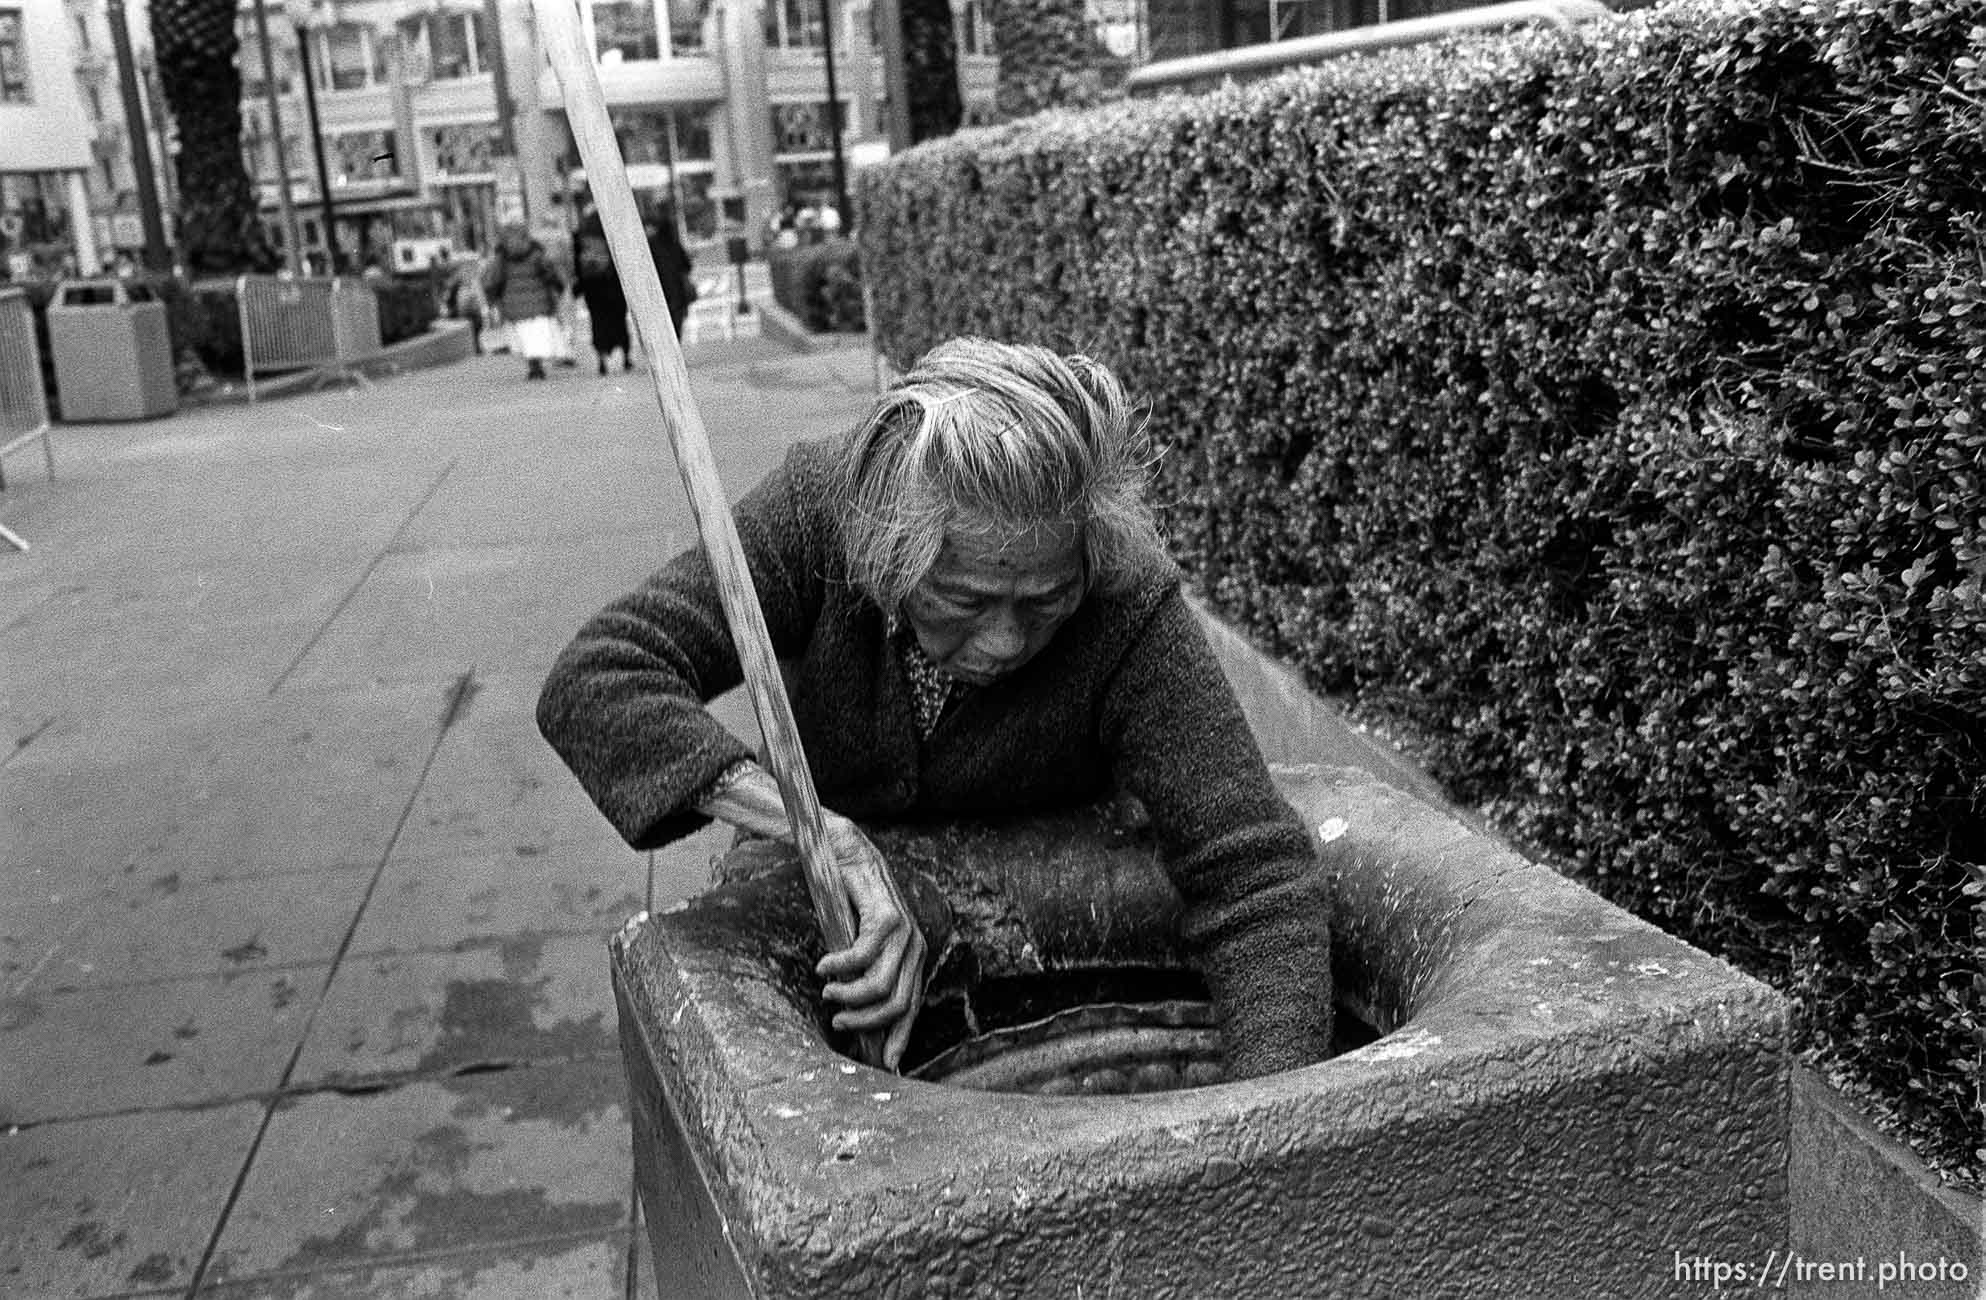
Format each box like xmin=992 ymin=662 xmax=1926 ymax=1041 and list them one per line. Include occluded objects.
xmin=482 ymin=223 xmax=566 ymax=380
xmin=537 ymin=338 xmax=1333 ymax=1078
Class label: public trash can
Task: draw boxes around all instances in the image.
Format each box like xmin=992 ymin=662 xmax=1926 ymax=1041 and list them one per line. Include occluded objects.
xmin=47 ymin=278 xmax=178 ymax=421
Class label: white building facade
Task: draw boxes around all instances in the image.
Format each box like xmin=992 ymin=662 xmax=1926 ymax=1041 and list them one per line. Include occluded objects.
xmin=0 ymin=0 xmax=106 ymax=275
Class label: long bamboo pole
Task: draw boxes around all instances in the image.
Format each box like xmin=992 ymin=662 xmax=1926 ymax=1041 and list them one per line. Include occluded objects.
xmin=531 ymin=0 xmax=894 ymax=1066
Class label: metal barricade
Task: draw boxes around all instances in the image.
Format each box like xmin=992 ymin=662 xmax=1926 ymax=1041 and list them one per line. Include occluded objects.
xmin=236 ymin=274 xmax=383 ymax=401
xmin=0 ymin=287 xmax=54 ymax=552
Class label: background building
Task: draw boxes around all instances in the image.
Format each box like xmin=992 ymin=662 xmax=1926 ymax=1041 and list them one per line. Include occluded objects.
xmin=233 ymin=0 xmax=1000 ymax=268
xmin=71 ymin=0 xmax=177 ymax=268
xmin=0 ymin=0 xmax=106 ymax=276
xmin=4 ymin=0 xmax=1635 ymax=278
xmin=2 ymin=0 xmax=176 ymax=279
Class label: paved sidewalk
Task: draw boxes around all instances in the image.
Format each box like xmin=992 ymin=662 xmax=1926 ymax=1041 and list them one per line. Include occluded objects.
xmin=0 ymin=330 xmax=1445 ymax=1299
xmin=0 ymin=332 xmax=881 ymax=1299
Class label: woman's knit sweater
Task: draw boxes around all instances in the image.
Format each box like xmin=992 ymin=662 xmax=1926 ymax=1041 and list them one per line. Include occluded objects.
xmin=484 ymin=241 xmax=563 ymax=321
xmin=537 ymin=439 xmax=1334 ymax=1078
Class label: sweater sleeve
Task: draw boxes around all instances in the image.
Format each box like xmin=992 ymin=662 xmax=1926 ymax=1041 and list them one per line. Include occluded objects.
xmin=1100 ymin=590 xmax=1334 ymax=1079
xmin=536 ymin=445 xmax=830 ymax=849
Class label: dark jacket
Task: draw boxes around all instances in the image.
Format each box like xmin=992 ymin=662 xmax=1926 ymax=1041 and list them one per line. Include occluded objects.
xmin=482 ymin=240 xmax=563 ymax=321
xmin=536 ymin=439 xmax=1333 ymax=1078
xmin=646 ymin=221 xmax=697 ymax=323
xmin=572 ymin=213 xmax=631 ymax=354
xmin=573 ymin=212 xmax=620 ymax=291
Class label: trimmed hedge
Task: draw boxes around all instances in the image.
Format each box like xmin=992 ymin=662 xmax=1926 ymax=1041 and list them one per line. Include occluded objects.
xmin=858 ymin=0 xmax=1984 ymax=1179
xmin=768 ymin=238 xmax=868 ymax=332
xmin=375 ymin=276 xmax=441 ymax=346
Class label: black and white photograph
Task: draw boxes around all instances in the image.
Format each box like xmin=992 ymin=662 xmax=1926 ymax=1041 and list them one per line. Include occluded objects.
xmin=0 ymin=0 xmax=1979 ymax=1294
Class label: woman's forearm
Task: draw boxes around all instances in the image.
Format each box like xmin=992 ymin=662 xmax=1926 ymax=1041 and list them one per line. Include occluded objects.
xmin=695 ymin=760 xmax=800 ymax=840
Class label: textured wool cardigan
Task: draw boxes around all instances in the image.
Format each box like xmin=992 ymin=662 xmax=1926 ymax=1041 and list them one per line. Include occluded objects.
xmin=537 ymin=439 xmax=1334 ymax=1078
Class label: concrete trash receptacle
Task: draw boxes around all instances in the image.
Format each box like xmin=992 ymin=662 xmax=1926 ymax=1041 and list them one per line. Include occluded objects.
xmin=47 ymin=278 xmax=178 ymax=421
xmin=611 ymin=764 xmax=1792 ymax=1299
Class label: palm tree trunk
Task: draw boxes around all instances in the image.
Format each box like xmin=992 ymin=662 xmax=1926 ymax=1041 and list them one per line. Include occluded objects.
xmin=989 ymin=0 xmax=1104 ymax=119
xmin=149 ymin=0 xmax=277 ymax=273
xmin=902 ymin=0 xmax=963 ymax=144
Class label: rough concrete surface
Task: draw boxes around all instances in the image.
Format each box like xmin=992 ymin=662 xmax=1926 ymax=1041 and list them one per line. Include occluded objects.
xmin=614 ymin=765 xmax=1793 ymax=1300
xmin=1788 ymin=1071 xmax=1982 ymax=1300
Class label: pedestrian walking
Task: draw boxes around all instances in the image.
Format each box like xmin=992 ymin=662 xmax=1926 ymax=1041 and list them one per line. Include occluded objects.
xmin=482 ymin=222 xmax=566 ymax=380
xmin=573 ymin=201 xmax=633 ymax=374
xmin=445 ymin=256 xmax=487 ymax=354
xmin=645 ymin=205 xmax=699 ymax=342
xmin=537 ymin=213 xmax=582 ymax=368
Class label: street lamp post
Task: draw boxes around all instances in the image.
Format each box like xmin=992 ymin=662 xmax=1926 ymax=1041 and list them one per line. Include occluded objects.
xmin=482 ymin=0 xmax=516 ymax=156
xmin=816 ymin=0 xmax=851 ymax=229
xmin=871 ymin=0 xmax=909 ymax=152
xmin=286 ymin=1 xmax=340 ymax=272
xmin=248 ymin=0 xmax=305 ymax=271
xmin=106 ymin=0 xmax=171 ymax=270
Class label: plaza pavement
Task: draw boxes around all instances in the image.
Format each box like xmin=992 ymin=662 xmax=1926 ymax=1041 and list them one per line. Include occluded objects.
xmin=0 ymin=326 xmax=1447 ymax=1299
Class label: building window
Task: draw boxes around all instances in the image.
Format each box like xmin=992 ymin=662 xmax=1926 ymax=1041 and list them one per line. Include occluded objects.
xmin=0 ymin=173 xmax=71 ymax=243
xmin=441 ymin=11 xmax=487 ymax=78
xmin=84 ymin=83 xmax=102 ymax=121
xmin=774 ymin=158 xmax=840 ymax=213
xmin=611 ymin=107 xmax=712 ymax=166
xmin=331 ymin=129 xmax=399 ymax=184
xmin=321 ymin=23 xmax=381 ymax=90
xmin=0 ymin=9 xmax=32 ymax=103
xmin=74 ymin=13 xmax=90 ymax=51
xmin=769 ymin=101 xmax=845 ymax=155
xmin=430 ymin=123 xmax=498 ymax=176
xmin=594 ymin=1 xmax=661 ymax=61
xmin=764 ymin=0 xmax=825 ymax=51
xmin=957 ymin=0 xmax=993 ymax=55
xmin=666 ymin=0 xmax=711 ymax=53
xmin=401 ymin=10 xmax=486 ymax=80
xmin=429 ymin=122 xmax=502 ymax=176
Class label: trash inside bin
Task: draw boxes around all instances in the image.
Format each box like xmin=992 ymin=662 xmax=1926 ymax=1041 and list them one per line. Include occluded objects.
xmin=47 ymin=279 xmax=178 ymax=421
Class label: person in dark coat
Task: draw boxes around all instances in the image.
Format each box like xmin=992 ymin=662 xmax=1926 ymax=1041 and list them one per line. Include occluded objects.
xmin=572 ymin=202 xmax=633 ymax=374
xmin=644 ymin=204 xmax=698 ymax=340
xmin=481 ymin=222 xmax=565 ymax=380
xmin=536 ymin=337 xmax=1334 ymax=1078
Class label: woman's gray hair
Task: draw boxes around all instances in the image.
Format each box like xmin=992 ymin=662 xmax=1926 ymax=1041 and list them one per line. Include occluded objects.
xmin=839 ymin=337 xmax=1164 ymax=611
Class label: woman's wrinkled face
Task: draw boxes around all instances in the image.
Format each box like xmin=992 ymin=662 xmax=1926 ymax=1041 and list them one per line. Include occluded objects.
xmin=901 ymin=519 xmax=1085 ymax=685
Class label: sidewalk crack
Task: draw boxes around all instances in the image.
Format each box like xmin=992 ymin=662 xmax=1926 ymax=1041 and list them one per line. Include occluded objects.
xmin=267 ymin=458 xmax=458 ymax=697
xmin=181 ymin=665 xmax=473 ymax=1298
xmin=3 ymin=715 xmax=56 ymax=770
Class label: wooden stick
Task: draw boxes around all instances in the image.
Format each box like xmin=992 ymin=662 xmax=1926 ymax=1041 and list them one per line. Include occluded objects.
xmin=533 ymin=0 xmax=895 ymax=1066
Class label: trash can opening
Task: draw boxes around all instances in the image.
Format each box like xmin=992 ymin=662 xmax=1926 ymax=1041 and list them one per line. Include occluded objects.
xmin=899 ymin=966 xmax=1379 ymax=1095
xmin=57 ymin=281 xmax=157 ymax=306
